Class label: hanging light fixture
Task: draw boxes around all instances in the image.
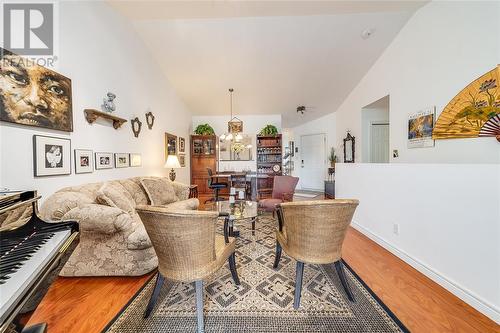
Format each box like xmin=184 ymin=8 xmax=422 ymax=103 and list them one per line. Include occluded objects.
xmin=227 ymin=89 xmax=243 ymax=138
xmin=220 ymin=89 xmax=252 ymax=150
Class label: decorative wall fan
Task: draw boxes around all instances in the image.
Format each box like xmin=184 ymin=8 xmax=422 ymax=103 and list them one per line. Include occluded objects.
xmin=479 ymin=114 xmax=500 ymax=142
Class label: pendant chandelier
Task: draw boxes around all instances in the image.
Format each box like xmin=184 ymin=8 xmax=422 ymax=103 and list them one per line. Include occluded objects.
xmin=220 ymin=88 xmax=243 ymax=142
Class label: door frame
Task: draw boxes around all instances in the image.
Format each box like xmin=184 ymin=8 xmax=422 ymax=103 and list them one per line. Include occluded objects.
xmin=299 ymin=133 xmax=327 ymax=191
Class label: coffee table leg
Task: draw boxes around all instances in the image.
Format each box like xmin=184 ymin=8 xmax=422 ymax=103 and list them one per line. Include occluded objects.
xmin=251 ymin=217 xmax=256 ymax=236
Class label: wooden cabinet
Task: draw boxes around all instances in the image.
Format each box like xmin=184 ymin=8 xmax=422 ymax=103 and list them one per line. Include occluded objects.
xmin=256 ymin=134 xmax=282 ymax=199
xmin=190 ymin=135 xmax=218 ymax=196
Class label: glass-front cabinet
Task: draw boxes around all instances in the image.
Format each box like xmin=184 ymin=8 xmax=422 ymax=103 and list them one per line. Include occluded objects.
xmin=192 ymin=136 xmax=216 ymax=156
xmin=190 ymin=135 xmax=218 ymax=196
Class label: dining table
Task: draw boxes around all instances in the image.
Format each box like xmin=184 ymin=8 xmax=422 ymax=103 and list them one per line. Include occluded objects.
xmin=210 ymin=172 xmax=269 ymax=201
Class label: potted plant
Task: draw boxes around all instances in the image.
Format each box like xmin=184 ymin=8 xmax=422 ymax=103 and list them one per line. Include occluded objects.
xmin=259 ymin=124 xmax=278 ymax=136
xmin=194 ymin=124 xmax=215 ymax=135
xmin=328 ymin=147 xmax=337 ymax=168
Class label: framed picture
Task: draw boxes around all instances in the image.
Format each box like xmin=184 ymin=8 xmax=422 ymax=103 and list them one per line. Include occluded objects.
xmin=1 ymin=48 xmax=73 ymax=132
xmin=165 ymin=132 xmax=177 ymax=160
xmin=95 ymin=152 xmax=113 ymax=170
xmin=74 ymin=149 xmax=93 ymax=174
xmin=115 ymin=153 xmax=129 ymax=168
xmin=178 ymin=137 xmax=186 ymax=153
xmin=129 ymin=153 xmax=142 ymax=167
xmin=33 ymin=135 xmax=71 ymax=177
xmin=179 ymin=154 xmax=186 ymax=167
xmin=408 ymin=107 xmax=435 ymax=148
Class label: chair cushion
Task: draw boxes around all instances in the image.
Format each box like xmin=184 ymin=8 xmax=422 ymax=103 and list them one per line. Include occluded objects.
xmin=96 ymin=182 xmax=136 ymax=213
xmin=210 ymin=183 xmax=227 ymax=188
xmin=259 ymin=198 xmax=283 ymax=211
xmin=140 ymin=177 xmax=178 ymax=206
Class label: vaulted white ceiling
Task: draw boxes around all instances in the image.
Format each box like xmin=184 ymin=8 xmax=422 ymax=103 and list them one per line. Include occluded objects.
xmin=108 ymin=1 xmax=425 ymax=127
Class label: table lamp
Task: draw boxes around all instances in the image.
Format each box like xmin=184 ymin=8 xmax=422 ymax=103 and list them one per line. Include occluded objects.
xmin=164 ymin=155 xmax=181 ymax=181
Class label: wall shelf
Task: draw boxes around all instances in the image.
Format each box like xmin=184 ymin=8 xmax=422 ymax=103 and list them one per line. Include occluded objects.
xmin=84 ymin=109 xmax=128 ymax=129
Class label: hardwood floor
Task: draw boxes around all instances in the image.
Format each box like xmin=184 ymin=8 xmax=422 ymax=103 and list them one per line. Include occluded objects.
xmin=27 ymin=196 xmax=499 ymax=333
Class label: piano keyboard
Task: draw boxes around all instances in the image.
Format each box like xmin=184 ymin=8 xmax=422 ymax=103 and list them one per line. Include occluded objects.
xmin=0 ymin=229 xmax=71 ymax=323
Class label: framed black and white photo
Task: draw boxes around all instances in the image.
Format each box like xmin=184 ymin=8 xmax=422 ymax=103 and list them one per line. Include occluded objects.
xmin=129 ymin=153 xmax=142 ymax=167
xmin=74 ymin=149 xmax=93 ymax=174
xmin=179 ymin=137 xmax=186 ymax=153
xmin=178 ymin=154 xmax=186 ymax=167
xmin=95 ymin=152 xmax=113 ymax=170
xmin=115 ymin=153 xmax=129 ymax=168
xmin=33 ymin=135 xmax=71 ymax=177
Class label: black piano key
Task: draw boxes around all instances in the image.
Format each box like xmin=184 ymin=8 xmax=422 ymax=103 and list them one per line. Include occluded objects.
xmin=0 ymin=255 xmax=32 ymax=265
xmin=0 ymin=269 xmax=18 ymax=278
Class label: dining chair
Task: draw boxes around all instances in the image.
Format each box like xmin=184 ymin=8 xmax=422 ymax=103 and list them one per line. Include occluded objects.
xmin=272 ymin=199 xmax=359 ymax=309
xmin=230 ymin=173 xmax=249 ymax=199
xmin=258 ymin=175 xmax=299 ymax=215
xmin=205 ymin=168 xmax=228 ymax=203
xmin=136 ymin=206 xmax=239 ymax=333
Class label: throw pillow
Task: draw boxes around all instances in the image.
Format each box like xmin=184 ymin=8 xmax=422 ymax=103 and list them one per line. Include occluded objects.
xmin=96 ymin=182 xmax=136 ymax=213
xmin=140 ymin=177 xmax=178 ymax=206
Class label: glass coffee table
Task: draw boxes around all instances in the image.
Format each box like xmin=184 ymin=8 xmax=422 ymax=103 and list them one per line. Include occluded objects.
xmin=206 ymin=200 xmax=258 ymax=237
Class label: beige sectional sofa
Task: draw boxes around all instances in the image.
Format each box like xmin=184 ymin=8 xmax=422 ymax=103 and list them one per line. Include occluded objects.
xmin=40 ymin=177 xmax=198 ymax=277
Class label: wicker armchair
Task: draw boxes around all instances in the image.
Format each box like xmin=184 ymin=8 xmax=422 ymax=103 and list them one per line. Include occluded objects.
xmin=136 ymin=206 xmax=240 ymax=333
xmin=273 ymin=199 xmax=359 ymax=309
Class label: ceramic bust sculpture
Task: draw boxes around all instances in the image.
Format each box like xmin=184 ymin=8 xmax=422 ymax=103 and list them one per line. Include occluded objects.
xmin=102 ymin=92 xmax=116 ymax=113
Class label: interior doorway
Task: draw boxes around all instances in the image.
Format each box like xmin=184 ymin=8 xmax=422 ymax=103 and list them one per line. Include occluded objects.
xmin=361 ymin=95 xmax=390 ymax=163
xmin=299 ymin=133 xmax=326 ymax=190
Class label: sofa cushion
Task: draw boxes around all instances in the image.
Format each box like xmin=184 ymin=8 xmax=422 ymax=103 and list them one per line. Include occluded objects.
xmin=40 ymin=191 xmax=94 ymax=220
xmin=96 ymin=182 xmax=136 ymax=213
xmin=119 ymin=178 xmax=150 ymax=205
xmin=140 ymin=177 xmax=178 ymax=206
xmin=163 ymin=198 xmax=199 ymax=211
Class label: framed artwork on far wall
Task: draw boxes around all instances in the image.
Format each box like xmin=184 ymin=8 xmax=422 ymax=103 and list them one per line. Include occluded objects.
xmin=33 ymin=135 xmax=71 ymax=177
xmin=74 ymin=149 xmax=93 ymax=174
xmin=129 ymin=153 xmax=142 ymax=167
xmin=165 ymin=132 xmax=177 ymax=160
xmin=95 ymin=152 xmax=113 ymax=170
xmin=115 ymin=153 xmax=129 ymax=168
xmin=179 ymin=154 xmax=186 ymax=167
xmin=178 ymin=137 xmax=186 ymax=153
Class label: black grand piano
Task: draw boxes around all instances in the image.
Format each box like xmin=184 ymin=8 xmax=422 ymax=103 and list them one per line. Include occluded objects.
xmin=0 ymin=190 xmax=79 ymax=333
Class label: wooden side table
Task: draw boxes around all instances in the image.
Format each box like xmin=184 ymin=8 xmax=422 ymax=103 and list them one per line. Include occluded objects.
xmin=189 ymin=185 xmax=198 ymax=198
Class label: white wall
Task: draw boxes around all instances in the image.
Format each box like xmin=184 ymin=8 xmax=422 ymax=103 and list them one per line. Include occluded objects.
xmin=330 ymin=0 xmax=500 ymax=322
xmin=336 ymin=163 xmax=500 ymax=323
xmin=289 ymin=0 xmax=500 ymax=321
xmin=284 ymin=112 xmax=336 ymax=190
xmin=335 ymin=1 xmax=500 ymax=164
xmin=192 ymin=114 xmax=281 ymax=171
xmin=0 ymin=2 xmax=192 ymax=201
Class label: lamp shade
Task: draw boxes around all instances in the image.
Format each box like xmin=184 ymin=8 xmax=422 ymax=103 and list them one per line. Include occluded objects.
xmin=164 ymin=155 xmax=181 ymax=169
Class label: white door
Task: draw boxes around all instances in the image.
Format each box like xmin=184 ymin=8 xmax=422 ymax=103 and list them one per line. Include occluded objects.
xmin=300 ymin=134 xmax=326 ymax=190
xmin=370 ymin=123 xmax=389 ymax=163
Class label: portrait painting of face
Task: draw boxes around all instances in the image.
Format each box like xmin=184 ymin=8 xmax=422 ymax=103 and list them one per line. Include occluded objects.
xmin=0 ymin=48 xmax=73 ymax=131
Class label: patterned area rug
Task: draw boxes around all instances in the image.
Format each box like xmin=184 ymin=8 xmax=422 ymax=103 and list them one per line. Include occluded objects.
xmin=103 ymin=215 xmax=408 ymax=333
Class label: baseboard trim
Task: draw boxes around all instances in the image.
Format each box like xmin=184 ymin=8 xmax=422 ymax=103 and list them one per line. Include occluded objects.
xmin=351 ymin=222 xmax=500 ymax=324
